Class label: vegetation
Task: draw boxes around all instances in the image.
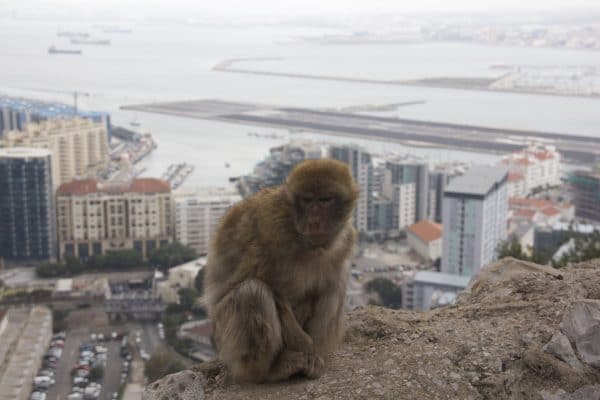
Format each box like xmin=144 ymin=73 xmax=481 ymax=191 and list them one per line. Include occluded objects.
xmin=497 ymin=229 xmax=600 ymax=268
xmin=148 ymin=242 xmax=197 ymax=271
xmin=35 ymin=242 xmax=197 ymax=278
xmin=52 ymin=309 xmax=70 ymax=333
xmin=89 ymin=365 xmax=104 ymax=382
xmin=365 ymin=278 xmax=402 ymax=309
xmin=194 ymin=269 xmax=204 ymax=295
xmin=144 ymin=349 xmax=185 ymax=382
xmin=178 ymin=288 xmax=200 ymax=312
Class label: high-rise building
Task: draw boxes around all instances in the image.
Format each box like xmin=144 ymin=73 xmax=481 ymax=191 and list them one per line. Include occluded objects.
xmin=329 ymin=145 xmax=373 ymax=233
xmin=1 ymin=117 xmax=110 ymax=188
xmin=441 ymin=166 xmax=508 ymax=276
xmin=381 ymin=156 xmax=428 ymax=230
xmin=174 ymin=189 xmax=241 ymax=255
xmin=0 ymin=147 xmax=56 ymax=263
xmin=0 ymin=96 xmax=111 ymax=139
xmin=427 ymin=162 xmax=468 ymax=223
xmin=56 ymin=178 xmax=173 ymax=260
xmin=567 ymin=168 xmax=600 ymax=223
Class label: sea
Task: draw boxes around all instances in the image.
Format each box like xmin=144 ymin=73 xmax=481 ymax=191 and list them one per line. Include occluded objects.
xmin=1 ymin=18 xmax=599 ymax=188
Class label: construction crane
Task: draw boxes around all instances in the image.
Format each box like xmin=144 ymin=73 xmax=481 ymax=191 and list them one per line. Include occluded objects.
xmin=22 ymin=88 xmax=92 ymax=112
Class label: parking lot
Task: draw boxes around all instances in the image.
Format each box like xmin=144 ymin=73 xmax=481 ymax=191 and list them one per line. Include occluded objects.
xmin=39 ymin=320 xmax=165 ymax=400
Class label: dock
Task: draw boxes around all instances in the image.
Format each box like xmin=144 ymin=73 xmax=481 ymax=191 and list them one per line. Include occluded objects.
xmin=160 ymin=163 xmax=195 ymax=189
xmin=122 ymin=99 xmax=600 ymax=164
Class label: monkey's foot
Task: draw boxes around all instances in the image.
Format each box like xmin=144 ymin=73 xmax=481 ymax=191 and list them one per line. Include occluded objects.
xmin=303 ymin=353 xmax=325 ymax=379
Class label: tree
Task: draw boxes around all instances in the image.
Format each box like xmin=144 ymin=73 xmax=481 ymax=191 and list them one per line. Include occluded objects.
xmin=365 ymin=278 xmax=402 ymax=309
xmin=148 ymin=242 xmax=197 ymax=271
xmin=89 ymin=366 xmax=104 ymax=382
xmin=178 ymin=288 xmax=199 ymax=311
xmin=194 ymin=269 xmax=204 ymax=294
xmin=497 ymin=235 xmax=529 ymax=260
xmin=144 ymin=349 xmax=185 ymax=382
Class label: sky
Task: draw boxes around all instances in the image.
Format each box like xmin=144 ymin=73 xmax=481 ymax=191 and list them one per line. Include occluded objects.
xmin=3 ymin=0 xmax=600 ymax=18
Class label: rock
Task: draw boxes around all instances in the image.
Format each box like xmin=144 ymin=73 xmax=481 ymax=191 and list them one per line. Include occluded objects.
xmin=540 ymin=384 xmax=600 ymax=400
xmin=543 ymin=332 xmax=585 ymax=372
xmin=560 ymin=300 xmax=600 ymax=368
xmin=143 ymin=370 xmax=205 ymax=400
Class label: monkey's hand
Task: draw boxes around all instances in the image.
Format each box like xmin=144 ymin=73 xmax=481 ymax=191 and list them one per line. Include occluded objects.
xmin=275 ymin=297 xmax=314 ymax=352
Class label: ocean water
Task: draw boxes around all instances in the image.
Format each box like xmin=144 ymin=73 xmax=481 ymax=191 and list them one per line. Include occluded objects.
xmin=0 ymin=19 xmax=598 ymax=187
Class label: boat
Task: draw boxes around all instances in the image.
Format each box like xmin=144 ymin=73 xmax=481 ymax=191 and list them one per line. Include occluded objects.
xmin=130 ymin=121 xmax=141 ymax=127
xmin=57 ymin=31 xmax=90 ymax=38
xmin=48 ymin=45 xmax=82 ymax=55
xmin=225 ymin=163 xmax=230 ymax=168
xmin=70 ymin=39 xmax=111 ymax=45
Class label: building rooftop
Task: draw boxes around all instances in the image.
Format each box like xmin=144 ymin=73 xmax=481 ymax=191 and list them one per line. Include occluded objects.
xmin=170 ymin=257 xmax=207 ymax=275
xmin=412 ymin=271 xmax=472 ymax=288
xmin=57 ymin=178 xmax=171 ymax=196
xmin=444 ymin=165 xmax=508 ymax=197
xmin=407 ymin=220 xmax=443 ymax=243
xmin=0 ymin=147 xmax=51 ymax=159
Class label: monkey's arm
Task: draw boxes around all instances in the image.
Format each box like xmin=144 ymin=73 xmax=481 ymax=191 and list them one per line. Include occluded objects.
xmin=304 ymin=283 xmax=346 ymax=355
xmin=275 ymin=297 xmax=314 ymax=352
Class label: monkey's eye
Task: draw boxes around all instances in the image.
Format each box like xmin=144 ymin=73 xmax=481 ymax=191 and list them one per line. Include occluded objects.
xmin=300 ymin=197 xmax=313 ymax=205
xmin=318 ymin=197 xmax=333 ymax=204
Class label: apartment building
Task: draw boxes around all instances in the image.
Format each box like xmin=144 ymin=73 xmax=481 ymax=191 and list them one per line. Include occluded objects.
xmin=442 ymin=166 xmax=509 ymax=277
xmin=501 ymin=144 xmax=561 ymax=195
xmin=174 ymin=189 xmax=241 ymax=255
xmin=56 ymin=178 xmax=173 ymax=260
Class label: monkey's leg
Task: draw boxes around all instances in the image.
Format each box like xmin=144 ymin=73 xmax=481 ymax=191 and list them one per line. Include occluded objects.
xmin=213 ymin=278 xmax=283 ymax=383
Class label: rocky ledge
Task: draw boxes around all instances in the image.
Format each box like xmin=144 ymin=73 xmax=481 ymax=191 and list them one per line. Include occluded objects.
xmin=144 ymin=257 xmax=600 ymax=400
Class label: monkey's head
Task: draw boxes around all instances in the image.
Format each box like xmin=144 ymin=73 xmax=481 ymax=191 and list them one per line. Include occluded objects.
xmin=285 ymin=159 xmax=358 ymax=247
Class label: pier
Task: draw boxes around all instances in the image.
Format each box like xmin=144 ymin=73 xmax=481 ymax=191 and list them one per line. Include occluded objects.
xmin=122 ymin=99 xmax=600 ymax=164
xmin=160 ymin=163 xmax=195 ymax=189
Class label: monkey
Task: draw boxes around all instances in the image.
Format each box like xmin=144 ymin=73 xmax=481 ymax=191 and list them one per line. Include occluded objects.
xmin=203 ymin=159 xmax=358 ymax=383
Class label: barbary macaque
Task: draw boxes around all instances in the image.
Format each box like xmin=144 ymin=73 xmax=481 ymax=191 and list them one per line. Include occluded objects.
xmin=204 ymin=159 xmax=358 ymax=382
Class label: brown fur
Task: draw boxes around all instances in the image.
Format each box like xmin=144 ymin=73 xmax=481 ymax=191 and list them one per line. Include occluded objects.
xmin=204 ymin=159 xmax=358 ymax=383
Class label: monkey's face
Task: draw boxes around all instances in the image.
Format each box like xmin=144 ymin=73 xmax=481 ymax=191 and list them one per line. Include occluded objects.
xmin=294 ymin=191 xmax=341 ymax=246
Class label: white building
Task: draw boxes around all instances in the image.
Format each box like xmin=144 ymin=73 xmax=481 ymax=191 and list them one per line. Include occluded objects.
xmin=501 ymin=144 xmax=561 ymax=195
xmin=402 ymin=271 xmax=471 ymax=311
xmin=406 ymin=220 xmax=443 ymax=261
xmin=442 ymin=166 xmax=509 ymax=277
xmin=1 ymin=117 xmax=109 ymax=188
xmin=174 ymin=188 xmax=241 ymax=255
xmin=156 ymin=257 xmax=205 ymax=304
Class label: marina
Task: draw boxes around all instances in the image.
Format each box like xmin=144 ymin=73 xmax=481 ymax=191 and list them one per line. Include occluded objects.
xmin=160 ymin=163 xmax=195 ymax=189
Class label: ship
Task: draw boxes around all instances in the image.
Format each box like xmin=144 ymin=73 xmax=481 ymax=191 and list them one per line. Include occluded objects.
xmin=48 ymin=45 xmax=82 ymax=55
xmin=70 ymin=38 xmax=111 ymax=45
xmin=57 ymin=31 xmax=90 ymax=38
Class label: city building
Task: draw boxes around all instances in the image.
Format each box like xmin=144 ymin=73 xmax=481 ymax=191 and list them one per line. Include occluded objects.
xmin=0 ymin=307 xmax=53 ymax=400
xmin=534 ymin=222 xmax=599 ymax=256
xmin=174 ymin=189 xmax=241 ymax=255
xmin=508 ymin=197 xmax=574 ymax=232
xmin=381 ymin=155 xmax=429 ymax=230
xmin=0 ymin=309 xmax=6 ymax=337
xmin=406 ymin=220 xmax=443 ymax=262
xmin=427 ymin=162 xmax=468 ymax=223
xmin=0 ymin=96 xmax=111 ymax=139
xmin=156 ymin=257 xmax=205 ymax=304
xmin=567 ymin=168 xmax=600 ymax=223
xmin=501 ymin=144 xmax=561 ymax=194
xmin=237 ymin=140 xmax=323 ymax=197
xmin=1 ymin=117 xmax=110 ymax=188
xmin=0 ymin=147 xmax=56 ymax=263
xmin=402 ymin=271 xmax=471 ymax=311
xmin=442 ymin=166 xmax=509 ymax=276
xmin=56 ymin=177 xmax=173 ymax=260
xmin=330 ymin=145 xmax=373 ymax=233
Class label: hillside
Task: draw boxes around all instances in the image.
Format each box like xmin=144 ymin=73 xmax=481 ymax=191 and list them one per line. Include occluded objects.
xmin=144 ymin=258 xmax=600 ymax=400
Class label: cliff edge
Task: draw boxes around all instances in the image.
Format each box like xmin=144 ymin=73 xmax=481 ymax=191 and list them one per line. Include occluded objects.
xmin=144 ymin=258 xmax=600 ymax=400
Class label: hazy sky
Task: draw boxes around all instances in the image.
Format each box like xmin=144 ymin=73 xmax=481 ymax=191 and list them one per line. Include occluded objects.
xmin=4 ymin=0 xmax=600 ymax=18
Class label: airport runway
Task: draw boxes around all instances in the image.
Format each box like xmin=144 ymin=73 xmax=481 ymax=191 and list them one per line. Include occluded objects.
xmin=122 ymin=99 xmax=600 ymax=164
